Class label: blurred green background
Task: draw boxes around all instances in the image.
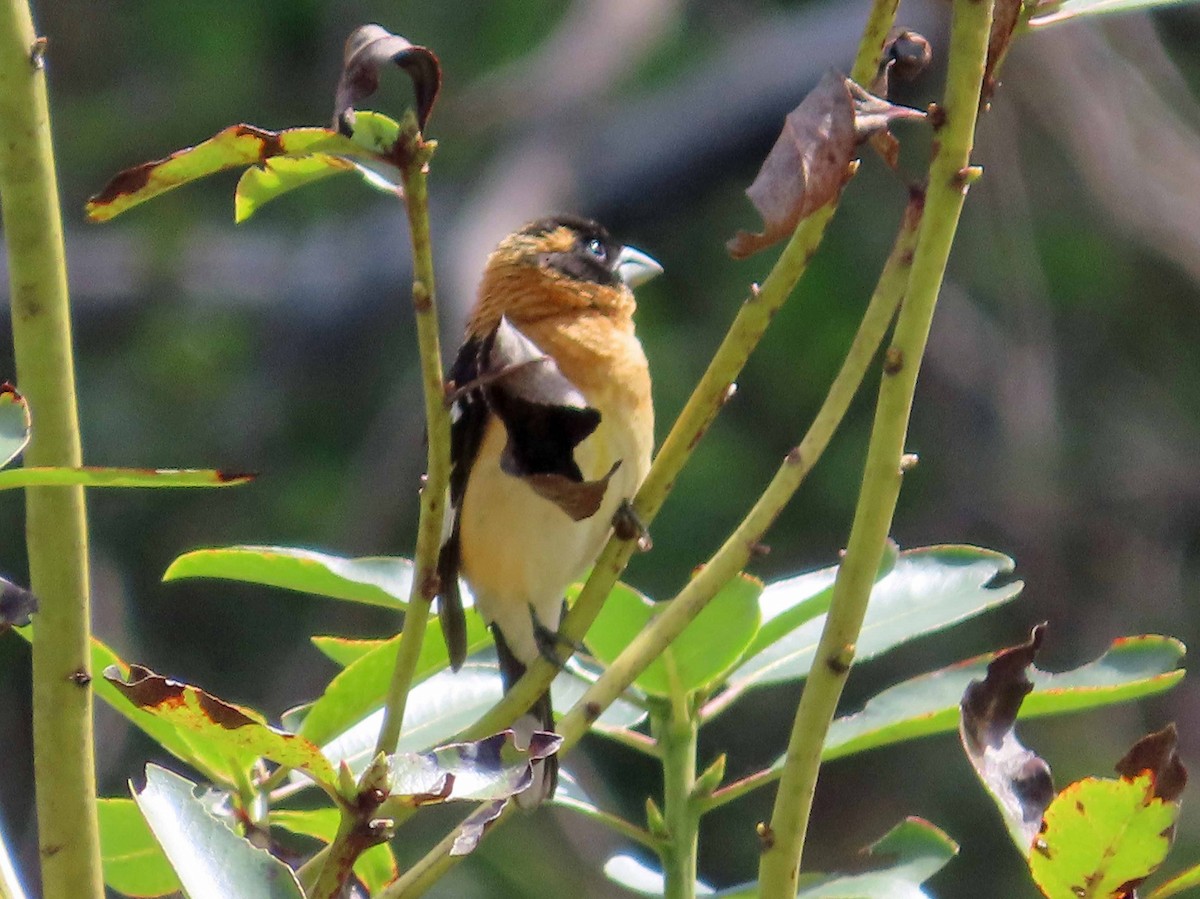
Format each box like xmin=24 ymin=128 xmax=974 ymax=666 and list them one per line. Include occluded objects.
xmin=3 ymin=0 xmax=1200 ymax=896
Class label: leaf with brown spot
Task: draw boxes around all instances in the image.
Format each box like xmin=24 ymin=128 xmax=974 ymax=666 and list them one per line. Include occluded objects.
xmin=1116 ymin=724 xmax=1187 ymax=804
xmin=0 ymin=466 xmax=253 ymax=490
xmin=86 ymin=125 xmax=398 ymax=223
xmin=959 ymin=623 xmax=1056 ymax=850
xmin=103 ymin=663 xmax=337 ymax=791
xmin=334 ymin=24 xmax=440 ymax=135
xmin=728 ymin=71 xmax=925 ymax=259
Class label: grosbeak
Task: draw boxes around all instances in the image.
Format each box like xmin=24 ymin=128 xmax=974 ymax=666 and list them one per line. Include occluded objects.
xmin=436 ymin=215 xmax=661 ymax=806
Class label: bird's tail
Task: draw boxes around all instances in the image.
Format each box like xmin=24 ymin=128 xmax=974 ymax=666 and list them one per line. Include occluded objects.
xmin=494 ymin=626 xmax=559 ymax=808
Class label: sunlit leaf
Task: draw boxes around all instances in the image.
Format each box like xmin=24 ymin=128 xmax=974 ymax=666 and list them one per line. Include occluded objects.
xmin=743 ymin=541 xmax=898 ymax=663
xmin=98 ymin=797 xmax=182 ymax=898
xmin=822 ymin=634 xmax=1185 ymax=763
xmin=387 ymin=730 xmax=561 ymax=806
xmin=86 ymin=125 xmax=397 ymax=222
xmin=310 ymin=635 xmax=389 ymax=667
xmin=584 ymin=574 xmax=762 ymax=698
xmin=269 ymin=808 xmax=397 ymax=894
xmin=1148 ymin=861 xmax=1200 ymax=898
xmin=164 ymin=546 xmax=414 ymax=610
xmin=104 ymin=663 xmax=336 ymax=790
xmin=235 ymin=154 xmax=354 ymax=222
xmin=14 ymin=628 xmax=236 ymax=785
xmin=1031 ymin=774 xmax=1179 ymax=899
xmin=0 ymin=383 xmax=30 ymax=469
xmin=298 ymin=616 xmax=489 ymax=748
xmin=725 ymin=546 xmax=1022 ymax=698
xmin=792 ymin=818 xmax=958 ymax=899
xmin=602 ymin=854 xmax=717 ymax=896
xmin=1025 ymin=0 xmax=1194 ymax=28
xmin=133 ymin=765 xmax=304 ymax=899
xmin=309 ymin=664 xmax=503 ymax=784
xmin=0 ymin=467 xmax=252 ymax=489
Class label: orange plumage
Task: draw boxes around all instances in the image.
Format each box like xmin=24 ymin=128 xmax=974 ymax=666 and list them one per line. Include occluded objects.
xmin=437 ymin=216 xmax=661 ymax=806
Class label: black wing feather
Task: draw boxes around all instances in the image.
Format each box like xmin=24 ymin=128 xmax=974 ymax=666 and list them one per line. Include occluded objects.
xmin=437 ymin=335 xmax=489 ymax=671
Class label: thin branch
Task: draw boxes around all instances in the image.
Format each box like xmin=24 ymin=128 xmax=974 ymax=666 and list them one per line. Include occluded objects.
xmin=756 ymin=2 xmax=996 ymax=895
xmin=374 ymin=130 xmax=451 ymax=757
xmin=0 ymin=7 xmax=102 ymax=899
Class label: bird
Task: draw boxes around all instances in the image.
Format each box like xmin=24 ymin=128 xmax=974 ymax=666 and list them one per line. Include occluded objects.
xmin=436 ymin=214 xmax=661 ymax=806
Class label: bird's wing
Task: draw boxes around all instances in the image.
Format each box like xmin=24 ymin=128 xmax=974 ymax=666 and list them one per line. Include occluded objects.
xmin=436 ymin=317 xmax=617 ymax=668
xmin=437 ymin=333 xmax=489 ymax=671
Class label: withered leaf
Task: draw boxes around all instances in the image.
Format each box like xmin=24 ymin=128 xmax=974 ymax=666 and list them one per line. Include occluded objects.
xmin=984 ymin=0 xmax=1024 ymax=105
xmin=1116 ymin=724 xmax=1187 ymax=804
xmin=959 ymin=623 xmax=1056 ymax=850
xmin=0 ymin=577 xmax=36 ymax=630
xmin=334 ymin=24 xmax=441 ymax=136
xmin=728 ymin=71 xmax=925 ymax=259
xmin=451 ymin=800 xmax=507 ymax=857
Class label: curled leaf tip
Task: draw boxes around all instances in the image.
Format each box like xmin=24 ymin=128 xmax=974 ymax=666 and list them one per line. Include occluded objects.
xmin=727 ymin=71 xmax=925 ymax=259
xmin=334 ymin=24 xmax=441 ymax=137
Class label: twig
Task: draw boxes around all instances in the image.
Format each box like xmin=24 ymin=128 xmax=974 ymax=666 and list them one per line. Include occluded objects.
xmin=756 ymin=2 xmax=995 ymax=895
xmin=0 ymin=7 xmax=102 ymax=899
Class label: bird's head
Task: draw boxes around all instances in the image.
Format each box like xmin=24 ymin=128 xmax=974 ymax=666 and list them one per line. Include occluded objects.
xmin=470 ymin=215 xmax=662 ymax=335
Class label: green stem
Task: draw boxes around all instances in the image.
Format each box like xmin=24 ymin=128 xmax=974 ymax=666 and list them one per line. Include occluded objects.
xmin=756 ymin=3 xmax=995 ymax=896
xmin=465 ymin=200 xmax=840 ymax=740
xmin=849 ymin=0 xmax=901 ymax=85
xmin=0 ymin=8 xmax=102 ymax=899
xmin=658 ymin=703 xmax=699 ymax=899
xmin=375 ymin=132 xmax=450 ymax=757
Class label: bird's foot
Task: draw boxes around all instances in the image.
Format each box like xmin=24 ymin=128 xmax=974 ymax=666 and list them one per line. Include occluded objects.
xmin=530 ymin=605 xmax=583 ymax=667
xmin=613 ymin=500 xmax=652 ymax=552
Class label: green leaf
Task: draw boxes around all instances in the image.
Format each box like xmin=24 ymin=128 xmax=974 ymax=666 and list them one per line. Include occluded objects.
xmin=298 ymin=615 xmax=489 ymax=747
xmin=164 ymin=546 xmax=415 ymax=610
xmin=584 ymin=574 xmax=763 ymax=698
xmin=311 ymin=635 xmax=388 ymax=667
xmin=792 ymin=817 xmax=958 ymax=898
xmin=269 ymin=808 xmax=397 ymax=894
xmin=822 ymin=634 xmax=1184 ymax=763
xmin=305 ymin=659 xmax=645 ymax=788
xmin=743 ymin=540 xmax=898 ymax=663
xmin=602 ymin=854 xmax=717 ymax=896
xmin=309 ymin=663 xmax=503 ymax=784
xmin=98 ymin=797 xmax=182 ymax=898
xmin=0 ymin=466 xmax=252 ymax=489
xmin=86 ymin=124 xmax=397 ymax=222
xmin=1148 ymin=862 xmax=1200 ymax=898
xmin=235 ymin=155 xmax=354 ymax=223
xmin=12 ymin=628 xmax=237 ymax=785
xmin=1030 ymin=774 xmax=1178 ymax=899
xmin=726 ymin=546 xmax=1022 ymax=696
xmin=103 ymin=663 xmax=336 ymax=791
xmin=1025 ymin=0 xmax=1195 ymax=28
xmin=387 ymin=730 xmax=561 ymax=805
xmin=0 ymin=384 xmax=30 ymax=469
xmin=133 ymin=765 xmax=304 ymax=899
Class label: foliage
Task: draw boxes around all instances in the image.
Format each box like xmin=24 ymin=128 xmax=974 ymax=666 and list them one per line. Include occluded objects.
xmin=2 ymin=1 xmax=1199 ymax=898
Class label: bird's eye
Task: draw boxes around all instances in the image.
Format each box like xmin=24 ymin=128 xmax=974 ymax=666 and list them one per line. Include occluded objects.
xmin=585 ymin=237 xmax=607 ymax=260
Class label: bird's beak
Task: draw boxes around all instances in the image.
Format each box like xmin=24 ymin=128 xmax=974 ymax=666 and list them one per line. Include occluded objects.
xmin=614 ymin=245 xmax=663 ymax=289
